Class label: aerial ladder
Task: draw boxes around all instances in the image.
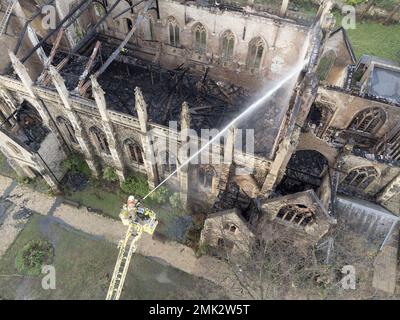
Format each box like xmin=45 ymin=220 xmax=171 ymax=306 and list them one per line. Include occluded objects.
xmin=0 ymin=0 xmax=16 ymax=37
xmin=106 ymin=196 xmax=158 ymax=300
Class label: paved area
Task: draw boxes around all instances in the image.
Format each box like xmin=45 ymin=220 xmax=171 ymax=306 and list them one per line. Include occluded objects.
xmin=373 ymin=226 xmax=399 ymax=294
xmin=0 ymin=175 xmax=248 ymax=299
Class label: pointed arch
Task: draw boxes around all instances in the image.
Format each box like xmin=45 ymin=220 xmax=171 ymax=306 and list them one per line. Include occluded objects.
xmin=124 ymin=138 xmax=144 ymax=165
xmin=192 ymin=23 xmax=207 ymax=54
xmin=143 ymin=14 xmax=155 ymax=41
xmin=246 ymin=37 xmax=266 ymax=71
xmin=276 ymin=204 xmax=316 ymax=228
xmin=341 ymin=166 xmax=379 ymax=190
xmin=15 ymin=100 xmax=49 ymax=148
xmin=57 ymin=116 xmax=78 ymax=145
xmin=317 ymin=50 xmax=337 ymax=81
xmin=198 ymin=165 xmax=217 ymax=190
xmin=89 ymin=126 xmax=110 ymax=155
xmin=220 ymin=30 xmax=235 ymax=61
xmin=167 ymin=16 xmax=180 ymax=47
xmin=348 ymin=107 xmax=386 ymax=134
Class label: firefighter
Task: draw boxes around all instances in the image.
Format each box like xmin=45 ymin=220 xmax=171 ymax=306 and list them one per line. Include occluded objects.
xmin=127 ymin=195 xmax=138 ymax=214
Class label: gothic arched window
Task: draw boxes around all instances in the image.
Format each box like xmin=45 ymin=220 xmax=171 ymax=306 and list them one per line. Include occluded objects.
xmin=342 ymin=166 xmax=378 ymax=190
xmin=316 ymin=50 xmax=337 ymax=81
xmin=376 ymin=127 xmax=400 ymax=161
xmin=276 ymin=204 xmax=316 ymax=228
xmin=168 ymin=17 xmax=180 ymax=47
xmin=193 ymin=23 xmax=207 ymax=54
xmin=247 ymin=37 xmax=265 ymax=71
xmin=198 ymin=166 xmax=216 ymax=189
xmin=124 ymin=139 xmax=144 ymax=164
xmin=220 ymin=30 xmax=235 ymax=62
xmin=57 ymin=116 xmax=78 ymax=145
xmin=143 ymin=15 xmax=155 ymax=41
xmin=349 ymin=107 xmax=386 ymax=135
xmin=89 ymin=126 xmax=110 ymax=155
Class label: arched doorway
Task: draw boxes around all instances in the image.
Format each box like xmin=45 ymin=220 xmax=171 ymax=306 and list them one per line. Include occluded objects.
xmin=276 ymin=150 xmax=329 ymax=195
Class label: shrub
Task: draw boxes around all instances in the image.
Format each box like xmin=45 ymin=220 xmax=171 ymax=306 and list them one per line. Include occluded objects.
xmin=102 ymin=167 xmax=119 ymax=183
xmin=15 ymin=240 xmax=54 ymax=276
xmin=62 ymin=153 xmax=91 ymax=177
xmin=16 ymin=176 xmax=31 ymax=185
xmin=169 ymin=192 xmax=181 ymax=209
xmin=120 ymin=174 xmax=150 ymax=198
xmin=147 ymin=186 xmax=170 ymax=205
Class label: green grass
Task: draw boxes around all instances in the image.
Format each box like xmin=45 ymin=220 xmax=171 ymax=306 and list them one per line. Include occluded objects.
xmin=334 ymin=10 xmax=400 ymax=63
xmin=0 ymin=214 xmax=226 ymax=300
xmin=0 ymin=151 xmax=17 ymax=179
xmin=66 ymin=184 xmax=126 ymax=219
xmin=65 ymin=180 xmax=190 ymax=242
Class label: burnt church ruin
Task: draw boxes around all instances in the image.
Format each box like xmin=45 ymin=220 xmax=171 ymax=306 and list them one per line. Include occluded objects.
xmin=0 ymin=0 xmax=399 ymax=294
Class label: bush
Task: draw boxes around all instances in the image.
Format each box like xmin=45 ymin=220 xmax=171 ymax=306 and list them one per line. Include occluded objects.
xmin=147 ymin=186 xmax=170 ymax=205
xmin=102 ymin=167 xmax=119 ymax=183
xmin=169 ymin=192 xmax=181 ymax=209
xmin=62 ymin=153 xmax=91 ymax=177
xmin=120 ymin=174 xmax=150 ymax=198
xmin=16 ymin=176 xmax=31 ymax=185
xmin=15 ymin=240 xmax=54 ymax=276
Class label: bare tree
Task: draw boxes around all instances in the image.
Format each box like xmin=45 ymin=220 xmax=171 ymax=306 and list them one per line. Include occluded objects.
xmin=359 ymin=0 xmax=376 ymax=21
xmin=214 ymin=219 xmax=397 ymax=300
xmin=384 ymin=2 xmax=400 ymax=25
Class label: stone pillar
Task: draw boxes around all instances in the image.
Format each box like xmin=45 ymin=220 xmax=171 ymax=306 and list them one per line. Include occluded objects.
xmin=49 ymin=66 xmax=100 ymax=177
xmin=318 ymin=170 xmax=332 ymax=211
xmin=261 ymin=76 xmax=317 ymax=197
xmin=8 ymin=51 xmax=50 ymax=127
xmin=261 ymin=137 xmax=292 ymax=196
xmin=0 ymin=85 xmax=18 ymax=127
xmin=91 ymin=76 xmax=126 ymax=182
xmin=377 ymin=174 xmax=400 ymax=204
xmin=218 ymin=126 xmax=236 ymax=193
xmin=280 ymin=0 xmax=290 ymax=17
xmin=179 ymin=102 xmax=191 ymax=208
xmin=135 ymin=87 xmax=159 ymax=188
xmin=317 ymin=0 xmax=335 ymax=32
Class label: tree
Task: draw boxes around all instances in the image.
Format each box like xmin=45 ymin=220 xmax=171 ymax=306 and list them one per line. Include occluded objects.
xmin=384 ymin=2 xmax=400 ymax=25
xmin=359 ymin=0 xmax=376 ymax=21
xmin=102 ymin=166 xmax=119 ymax=183
xmin=214 ymin=217 xmax=390 ymax=299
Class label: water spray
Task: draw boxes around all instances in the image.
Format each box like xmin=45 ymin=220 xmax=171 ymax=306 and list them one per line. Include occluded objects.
xmin=143 ymin=61 xmax=308 ymax=200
